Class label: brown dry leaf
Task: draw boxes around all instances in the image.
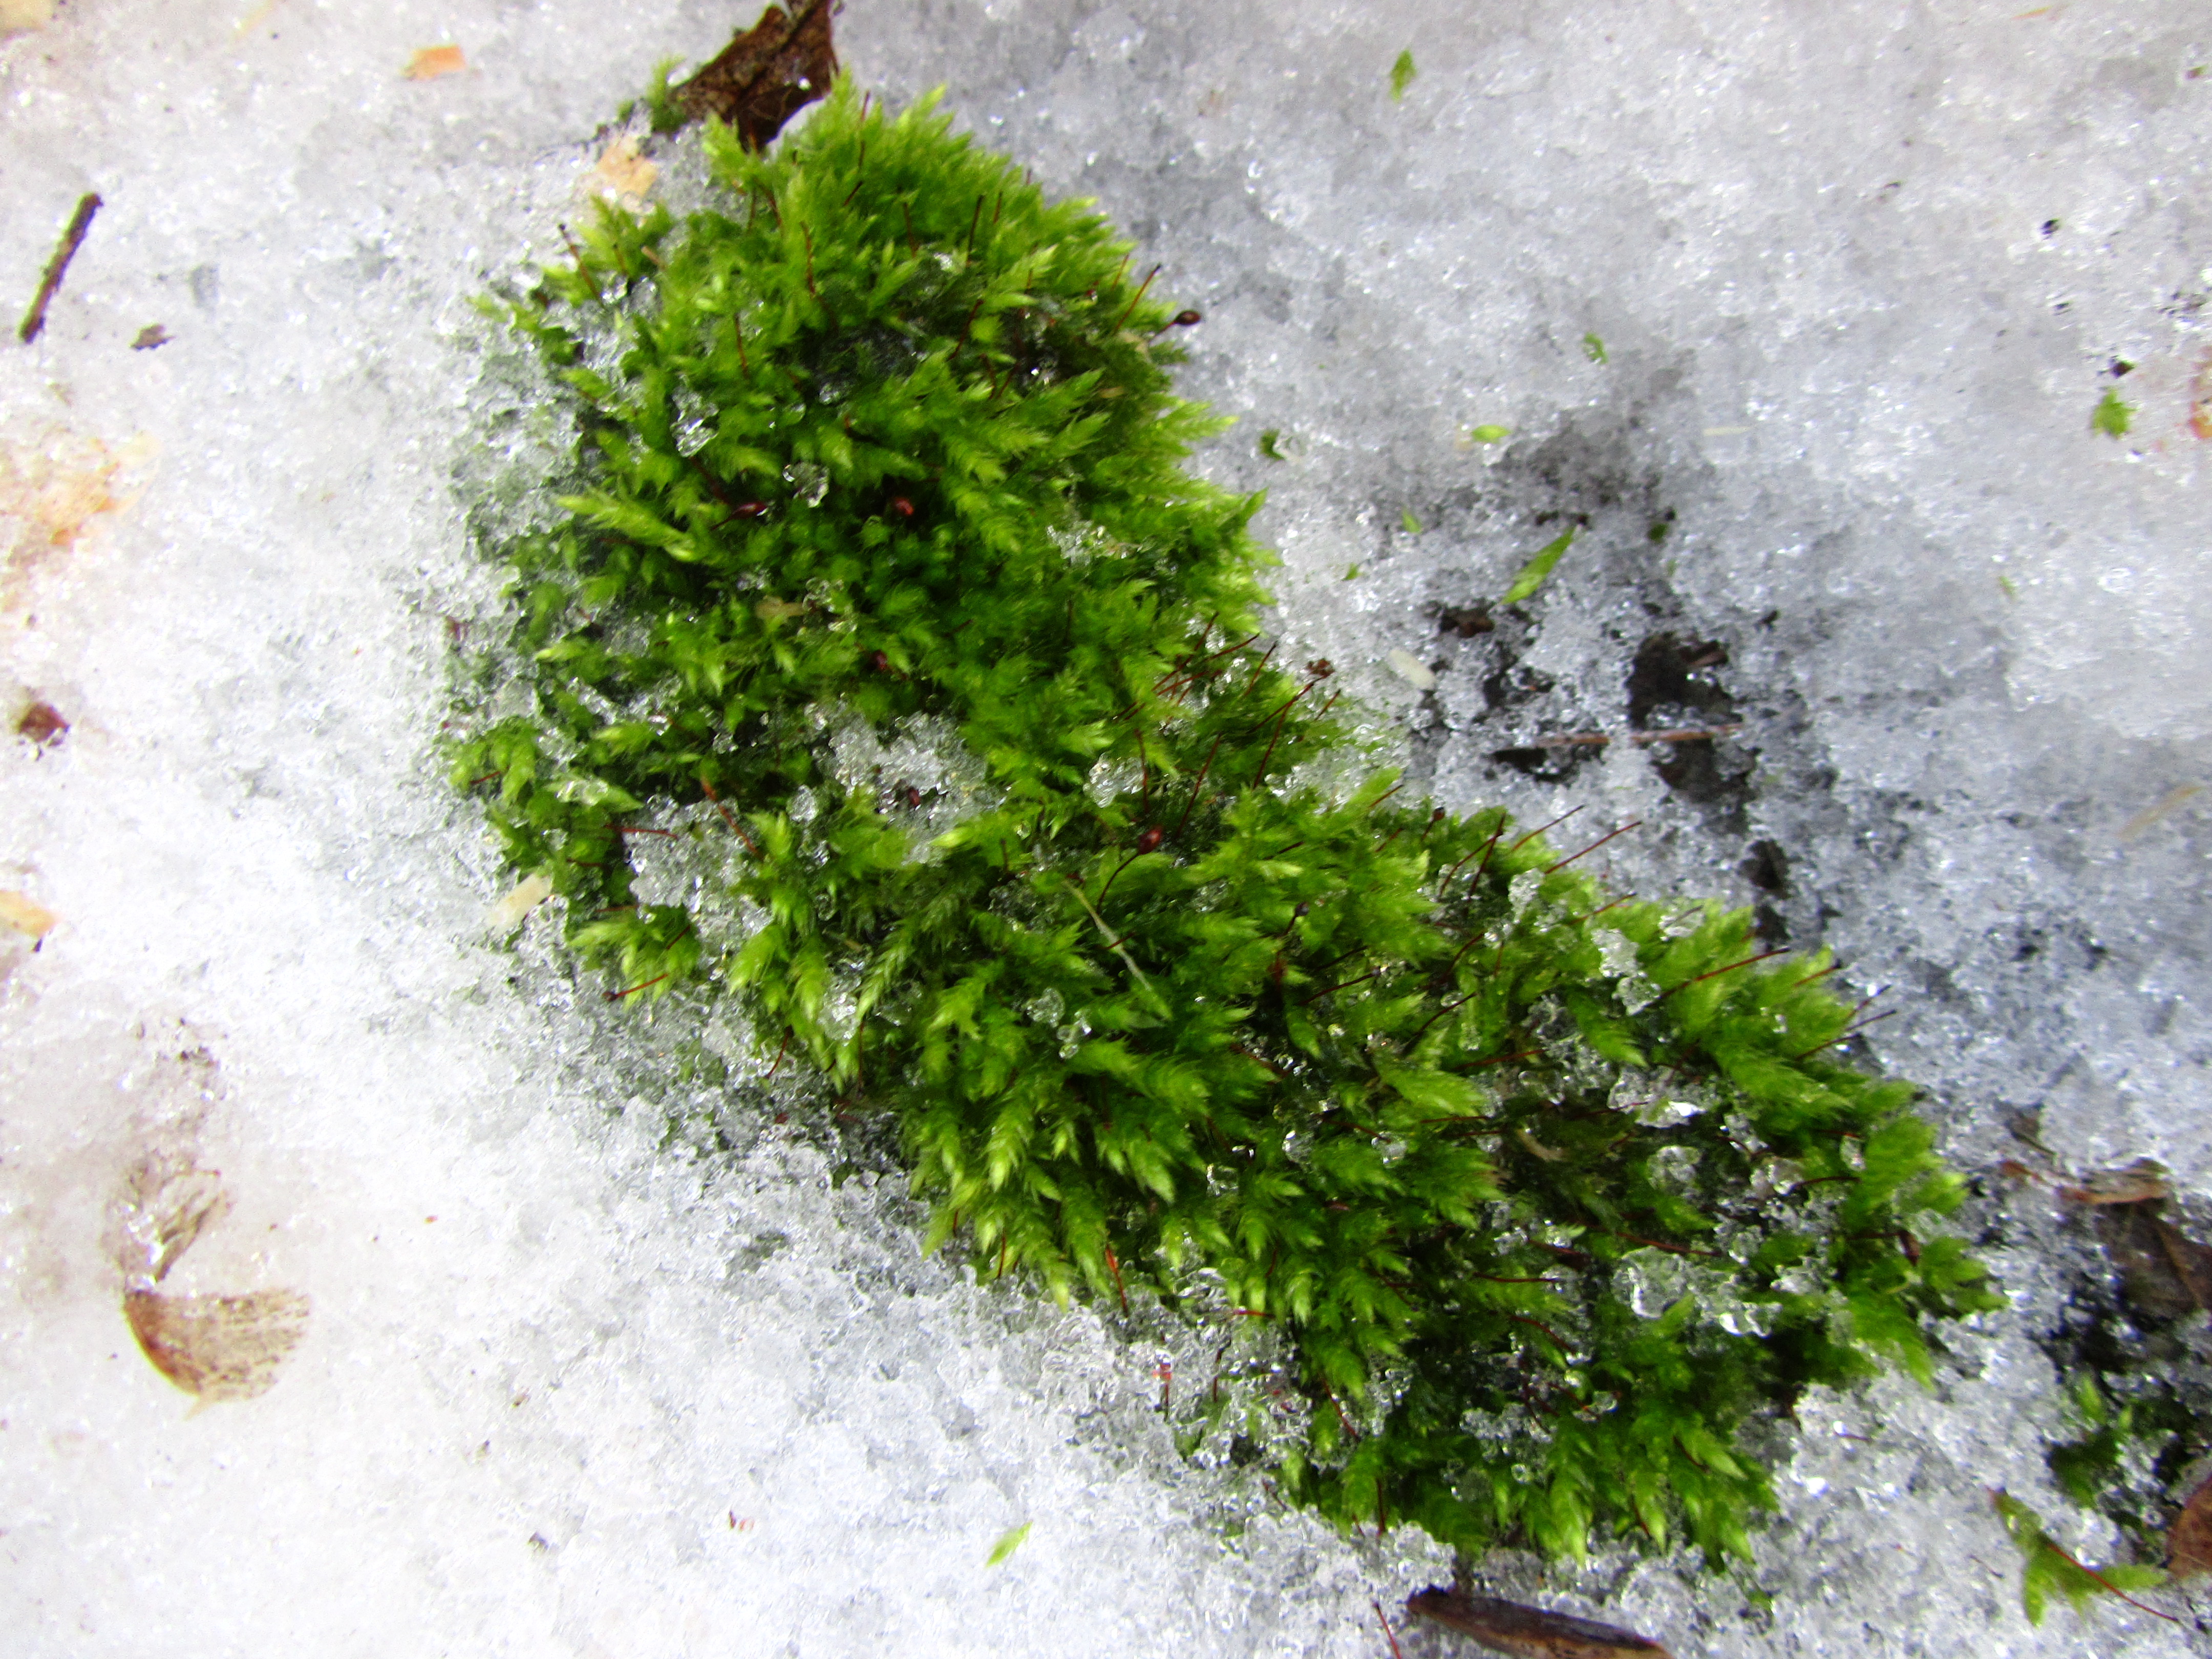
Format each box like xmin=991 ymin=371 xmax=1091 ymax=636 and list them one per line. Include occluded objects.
xmin=587 ymin=136 xmax=659 ymax=205
xmin=404 ymin=44 xmax=467 ymax=81
xmin=2170 ymin=1477 xmax=2212 ymax=1578
xmin=112 ymin=1149 xmax=231 ymax=1285
xmin=124 ymin=1287 xmax=310 ymax=1401
xmin=16 ymin=698 xmax=67 ymax=745
xmin=2057 ymin=1158 xmax=2172 ymax=1206
xmin=2095 ymin=1201 xmax=2212 ymax=1322
xmin=0 ymin=889 xmax=57 ymax=939
xmin=1407 ymin=1588 xmax=1672 ymax=1659
xmin=672 ymin=0 xmax=838 ymax=150
xmin=0 ymin=429 xmax=157 ymax=610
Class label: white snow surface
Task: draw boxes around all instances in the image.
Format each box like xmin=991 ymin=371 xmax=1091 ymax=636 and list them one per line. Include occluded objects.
xmin=3 ymin=2 xmax=2209 ymax=1655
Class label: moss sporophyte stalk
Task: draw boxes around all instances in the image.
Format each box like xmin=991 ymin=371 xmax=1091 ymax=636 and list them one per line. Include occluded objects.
xmin=454 ymin=81 xmax=1998 ymax=1565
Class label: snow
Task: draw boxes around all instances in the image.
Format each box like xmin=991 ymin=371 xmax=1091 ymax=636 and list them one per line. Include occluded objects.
xmin=2 ymin=2 xmax=2208 ymax=1654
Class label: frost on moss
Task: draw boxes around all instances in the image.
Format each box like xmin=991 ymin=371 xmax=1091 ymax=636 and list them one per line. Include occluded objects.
xmin=453 ymin=81 xmax=1998 ymax=1566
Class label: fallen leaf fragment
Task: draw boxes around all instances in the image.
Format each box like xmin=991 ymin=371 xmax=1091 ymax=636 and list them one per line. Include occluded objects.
xmin=0 ymin=0 xmax=53 ymax=35
xmin=587 ymin=136 xmax=659 ymax=204
xmin=124 ymin=1287 xmax=310 ymax=1401
xmin=1 ymin=429 xmax=158 ymax=609
xmin=2095 ymin=1201 xmax=2212 ymax=1321
xmin=405 ymin=44 xmax=467 ymax=81
xmin=2057 ymin=1158 xmax=2171 ymax=1206
xmin=15 ymin=698 xmax=67 ymax=745
xmin=2170 ymin=1477 xmax=2212 ymax=1578
xmin=1408 ymin=1589 xmax=1672 ymax=1659
xmin=1386 ymin=649 xmax=1437 ymax=691
xmin=1502 ymin=527 xmax=1577 ymax=605
xmin=131 ymin=324 xmax=171 ymax=351
xmin=2121 ymin=782 xmax=2204 ymax=842
xmin=486 ymin=873 xmax=554 ymax=933
xmin=672 ymin=0 xmax=837 ymax=148
xmin=985 ymin=1521 xmax=1031 ymax=1565
xmin=0 ymin=889 xmax=57 ymax=939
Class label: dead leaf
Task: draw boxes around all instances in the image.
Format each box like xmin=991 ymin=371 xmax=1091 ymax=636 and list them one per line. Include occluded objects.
xmin=1407 ymin=1588 xmax=1672 ymax=1659
xmin=131 ymin=324 xmax=171 ymax=350
xmin=0 ymin=429 xmax=157 ymax=609
xmin=0 ymin=0 xmax=54 ymax=35
xmin=15 ymin=698 xmax=66 ymax=745
xmin=2057 ymin=1158 xmax=2172 ymax=1206
xmin=2095 ymin=1201 xmax=2212 ymax=1322
xmin=2170 ymin=1477 xmax=2212 ymax=1578
xmin=112 ymin=1150 xmax=231 ymax=1285
xmin=587 ymin=135 xmax=659 ymax=205
xmin=124 ymin=1287 xmax=310 ymax=1401
xmin=486 ymin=873 xmax=553 ymax=933
xmin=2121 ymin=783 xmax=2205 ymax=842
xmin=672 ymin=0 xmax=838 ymax=150
xmin=0 ymin=889 xmax=57 ymax=939
xmin=404 ymin=44 xmax=467 ymax=81
xmin=109 ymin=1140 xmax=310 ymax=1401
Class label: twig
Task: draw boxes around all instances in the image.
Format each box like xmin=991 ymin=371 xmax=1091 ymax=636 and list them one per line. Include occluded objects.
xmin=1524 ymin=723 xmax=1746 ymax=749
xmin=19 ymin=193 xmax=100 ymax=345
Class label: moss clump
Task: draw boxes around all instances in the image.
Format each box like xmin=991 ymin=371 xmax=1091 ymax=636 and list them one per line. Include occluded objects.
xmin=454 ymin=81 xmax=1997 ymax=1565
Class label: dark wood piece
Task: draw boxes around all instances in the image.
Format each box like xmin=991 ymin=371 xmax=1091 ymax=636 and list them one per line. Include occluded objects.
xmin=672 ymin=1 xmax=839 ymax=150
xmin=1406 ymin=1588 xmax=1673 ymax=1659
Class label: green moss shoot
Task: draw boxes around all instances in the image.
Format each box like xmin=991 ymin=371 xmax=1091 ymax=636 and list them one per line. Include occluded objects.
xmin=455 ymin=80 xmax=1997 ymax=1567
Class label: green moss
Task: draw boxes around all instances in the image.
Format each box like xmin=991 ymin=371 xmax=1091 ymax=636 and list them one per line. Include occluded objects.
xmin=455 ymin=80 xmax=1996 ymax=1567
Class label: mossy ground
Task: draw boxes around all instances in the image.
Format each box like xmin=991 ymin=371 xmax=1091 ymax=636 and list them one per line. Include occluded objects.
xmin=452 ymin=80 xmax=1997 ymax=1567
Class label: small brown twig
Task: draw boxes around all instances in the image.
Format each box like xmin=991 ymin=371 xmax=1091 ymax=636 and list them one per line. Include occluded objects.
xmin=19 ymin=193 xmax=101 ymax=345
xmin=1524 ymin=723 xmax=1746 ymax=749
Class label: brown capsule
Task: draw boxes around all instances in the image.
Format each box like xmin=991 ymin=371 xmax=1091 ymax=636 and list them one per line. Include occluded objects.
xmin=866 ymin=650 xmax=891 ymax=673
xmin=1135 ymin=825 xmax=1163 ymax=855
xmin=1171 ymin=309 xmax=1202 ymax=327
xmin=905 ymin=786 xmax=923 ymax=808
xmin=889 ymin=496 xmax=915 ymax=517
xmin=733 ymin=501 xmax=770 ymax=519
